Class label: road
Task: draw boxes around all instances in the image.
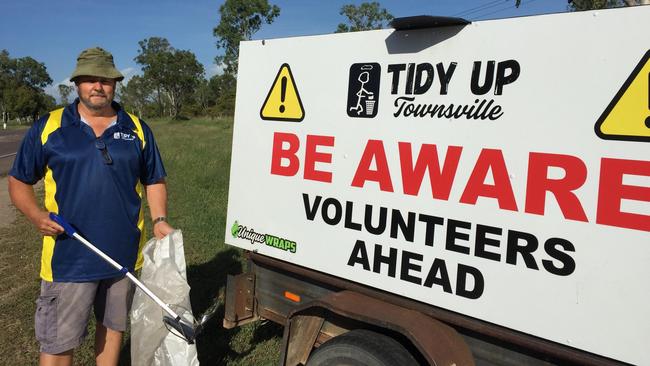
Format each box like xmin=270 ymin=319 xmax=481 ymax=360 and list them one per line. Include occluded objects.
xmin=0 ymin=128 xmax=26 ymax=176
xmin=1 ymin=128 xmax=27 ymax=228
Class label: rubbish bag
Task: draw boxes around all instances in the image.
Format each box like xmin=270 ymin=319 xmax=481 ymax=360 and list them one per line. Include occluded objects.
xmin=131 ymin=230 xmax=199 ymax=366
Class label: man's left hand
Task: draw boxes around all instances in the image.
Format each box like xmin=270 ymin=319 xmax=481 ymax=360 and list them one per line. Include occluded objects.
xmin=153 ymin=221 xmax=174 ymax=239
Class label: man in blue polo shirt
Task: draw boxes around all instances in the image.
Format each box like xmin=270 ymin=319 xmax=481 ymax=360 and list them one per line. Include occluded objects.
xmin=8 ymin=47 xmax=174 ymax=366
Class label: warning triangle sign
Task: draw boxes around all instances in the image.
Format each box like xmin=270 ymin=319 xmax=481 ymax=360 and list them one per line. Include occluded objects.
xmin=260 ymin=63 xmax=304 ymax=122
xmin=595 ymin=50 xmax=650 ymax=142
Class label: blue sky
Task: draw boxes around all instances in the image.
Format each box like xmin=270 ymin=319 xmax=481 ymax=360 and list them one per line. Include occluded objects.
xmin=0 ymin=0 xmax=570 ymax=98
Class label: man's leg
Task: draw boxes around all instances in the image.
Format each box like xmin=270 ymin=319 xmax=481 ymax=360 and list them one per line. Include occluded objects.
xmin=39 ymin=350 xmax=73 ymax=366
xmin=94 ymin=276 xmax=134 ymax=366
xmin=36 ymin=281 xmax=95 ymax=366
xmin=95 ymin=323 xmax=122 ymax=366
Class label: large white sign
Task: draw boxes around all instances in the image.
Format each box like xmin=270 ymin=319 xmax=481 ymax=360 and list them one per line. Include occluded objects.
xmin=226 ymin=7 xmax=650 ymax=365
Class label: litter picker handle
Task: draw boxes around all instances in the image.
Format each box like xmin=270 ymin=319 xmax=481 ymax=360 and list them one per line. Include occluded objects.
xmin=48 ymin=213 xmax=182 ymax=321
xmin=50 ymin=212 xmax=77 ymax=236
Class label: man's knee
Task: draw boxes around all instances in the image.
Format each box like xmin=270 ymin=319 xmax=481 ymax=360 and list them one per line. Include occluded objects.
xmin=39 ymin=349 xmax=73 ymax=366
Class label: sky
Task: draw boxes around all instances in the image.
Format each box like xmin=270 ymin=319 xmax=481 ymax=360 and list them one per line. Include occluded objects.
xmin=0 ymin=0 xmax=571 ymax=99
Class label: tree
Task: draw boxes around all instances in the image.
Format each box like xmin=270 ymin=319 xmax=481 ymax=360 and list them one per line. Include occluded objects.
xmin=134 ymin=37 xmax=204 ymax=119
xmin=159 ymin=50 xmax=204 ymax=119
xmin=0 ymin=49 xmax=53 ymax=122
xmin=119 ymin=75 xmax=152 ymax=117
xmin=0 ymin=50 xmax=14 ymax=121
xmin=335 ymin=2 xmax=393 ymax=33
xmin=58 ymin=84 xmax=75 ymax=105
xmin=135 ymin=37 xmax=172 ymax=117
xmin=516 ymin=0 xmax=649 ymax=9
xmin=213 ymin=0 xmax=280 ymax=75
xmin=193 ymin=79 xmax=213 ymax=116
xmin=568 ymin=0 xmax=649 ymax=10
xmin=208 ymin=73 xmax=236 ymax=117
xmin=13 ymin=56 xmax=51 ymax=90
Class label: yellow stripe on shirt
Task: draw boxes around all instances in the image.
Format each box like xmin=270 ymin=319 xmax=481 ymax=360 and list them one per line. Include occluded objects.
xmin=127 ymin=112 xmax=147 ymax=269
xmin=39 ymin=109 xmax=63 ymax=281
xmin=40 ymin=108 xmax=63 ymax=145
xmin=127 ymin=112 xmax=145 ymax=149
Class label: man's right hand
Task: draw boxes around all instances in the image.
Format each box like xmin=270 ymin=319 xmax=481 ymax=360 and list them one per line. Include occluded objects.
xmin=31 ymin=211 xmax=64 ymax=236
xmin=8 ymin=177 xmax=64 ymax=237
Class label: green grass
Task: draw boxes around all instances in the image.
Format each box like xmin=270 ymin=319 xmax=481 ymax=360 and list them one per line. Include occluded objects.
xmin=0 ymin=117 xmax=282 ymax=365
xmin=0 ymin=189 xmax=102 ymax=365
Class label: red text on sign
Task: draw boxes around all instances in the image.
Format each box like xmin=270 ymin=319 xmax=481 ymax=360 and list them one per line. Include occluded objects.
xmin=270 ymin=132 xmax=650 ymax=232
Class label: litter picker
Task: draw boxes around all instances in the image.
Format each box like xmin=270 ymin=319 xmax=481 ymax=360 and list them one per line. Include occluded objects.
xmin=49 ymin=213 xmax=210 ymax=344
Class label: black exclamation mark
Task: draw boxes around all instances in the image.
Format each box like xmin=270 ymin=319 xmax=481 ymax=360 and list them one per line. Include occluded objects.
xmin=279 ymin=76 xmax=287 ymax=113
xmin=646 ymin=73 xmax=650 ymax=128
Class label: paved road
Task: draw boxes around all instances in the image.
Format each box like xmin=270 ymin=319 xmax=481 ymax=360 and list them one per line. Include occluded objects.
xmin=0 ymin=128 xmax=26 ymax=176
xmin=1 ymin=129 xmax=29 ymax=227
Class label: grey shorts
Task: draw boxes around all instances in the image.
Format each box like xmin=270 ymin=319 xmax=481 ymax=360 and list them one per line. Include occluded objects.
xmin=35 ymin=276 xmax=135 ymax=354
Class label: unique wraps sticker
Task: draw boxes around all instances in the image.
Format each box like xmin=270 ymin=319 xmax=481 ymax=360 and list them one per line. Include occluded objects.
xmin=231 ymin=221 xmax=297 ymax=253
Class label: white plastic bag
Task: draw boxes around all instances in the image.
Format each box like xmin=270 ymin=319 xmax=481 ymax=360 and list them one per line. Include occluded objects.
xmin=131 ymin=230 xmax=200 ymax=366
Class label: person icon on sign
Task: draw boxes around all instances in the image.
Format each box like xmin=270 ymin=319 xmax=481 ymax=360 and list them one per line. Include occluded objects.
xmin=346 ymin=62 xmax=380 ymax=118
xmin=350 ymin=70 xmax=375 ymax=116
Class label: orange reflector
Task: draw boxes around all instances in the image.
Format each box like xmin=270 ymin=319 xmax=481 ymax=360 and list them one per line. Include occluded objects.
xmin=284 ymin=291 xmax=301 ymax=303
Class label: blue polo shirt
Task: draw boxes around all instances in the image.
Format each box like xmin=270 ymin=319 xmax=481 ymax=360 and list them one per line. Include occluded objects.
xmin=10 ymin=100 xmax=166 ymax=282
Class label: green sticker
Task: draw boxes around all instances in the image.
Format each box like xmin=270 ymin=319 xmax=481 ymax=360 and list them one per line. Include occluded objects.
xmin=231 ymin=221 xmax=239 ymax=238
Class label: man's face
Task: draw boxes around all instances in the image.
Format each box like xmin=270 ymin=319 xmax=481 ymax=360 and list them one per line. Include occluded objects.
xmin=75 ymin=76 xmax=116 ymax=111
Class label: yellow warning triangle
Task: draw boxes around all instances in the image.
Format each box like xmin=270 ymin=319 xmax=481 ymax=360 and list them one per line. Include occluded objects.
xmin=595 ymin=50 xmax=650 ymax=143
xmin=260 ymin=63 xmax=304 ymax=122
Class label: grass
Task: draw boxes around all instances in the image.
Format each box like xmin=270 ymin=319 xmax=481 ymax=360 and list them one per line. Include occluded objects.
xmin=0 ymin=117 xmax=283 ymax=365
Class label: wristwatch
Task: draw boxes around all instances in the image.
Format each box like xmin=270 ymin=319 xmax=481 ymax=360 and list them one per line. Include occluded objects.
xmin=153 ymin=216 xmax=167 ymax=226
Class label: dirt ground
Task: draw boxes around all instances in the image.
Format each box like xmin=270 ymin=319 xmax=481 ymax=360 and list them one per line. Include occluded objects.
xmin=0 ymin=177 xmax=45 ymax=229
xmin=0 ymin=177 xmax=15 ymax=228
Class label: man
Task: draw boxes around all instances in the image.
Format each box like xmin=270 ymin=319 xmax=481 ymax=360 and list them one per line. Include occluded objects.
xmin=8 ymin=47 xmax=173 ymax=366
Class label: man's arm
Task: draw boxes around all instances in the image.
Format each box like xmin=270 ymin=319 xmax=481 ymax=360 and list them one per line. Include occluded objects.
xmin=7 ymin=176 xmax=63 ymax=236
xmin=145 ymin=179 xmax=174 ymax=239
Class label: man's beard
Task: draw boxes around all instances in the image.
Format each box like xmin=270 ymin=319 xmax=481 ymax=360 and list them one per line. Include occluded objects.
xmin=79 ymin=93 xmax=112 ymax=110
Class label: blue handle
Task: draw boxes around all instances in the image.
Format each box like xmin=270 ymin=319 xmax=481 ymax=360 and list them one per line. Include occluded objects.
xmin=49 ymin=213 xmax=76 ymax=236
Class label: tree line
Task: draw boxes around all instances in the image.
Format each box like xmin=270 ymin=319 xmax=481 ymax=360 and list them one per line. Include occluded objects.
xmin=0 ymin=50 xmax=55 ymax=124
xmin=0 ymin=1 xmax=393 ymax=122
xmin=120 ymin=0 xmax=644 ymax=120
xmin=121 ymin=37 xmax=223 ymax=120
xmin=0 ymin=0 xmax=636 ymax=123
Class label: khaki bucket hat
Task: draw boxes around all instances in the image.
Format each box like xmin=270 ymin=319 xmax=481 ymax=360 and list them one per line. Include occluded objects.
xmin=70 ymin=47 xmax=124 ymax=82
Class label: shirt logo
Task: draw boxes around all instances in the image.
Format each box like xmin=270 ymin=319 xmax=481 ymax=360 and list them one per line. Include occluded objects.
xmin=113 ymin=132 xmax=136 ymax=141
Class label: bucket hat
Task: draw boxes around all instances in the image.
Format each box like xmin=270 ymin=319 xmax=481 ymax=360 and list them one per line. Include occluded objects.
xmin=70 ymin=47 xmax=124 ymax=82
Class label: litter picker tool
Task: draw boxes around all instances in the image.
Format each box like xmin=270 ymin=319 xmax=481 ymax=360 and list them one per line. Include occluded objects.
xmin=49 ymin=213 xmax=203 ymax=344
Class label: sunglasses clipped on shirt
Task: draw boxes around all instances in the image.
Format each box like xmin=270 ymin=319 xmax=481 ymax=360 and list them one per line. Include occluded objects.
xmin=95 ymin=139 xmax=113 ymax=165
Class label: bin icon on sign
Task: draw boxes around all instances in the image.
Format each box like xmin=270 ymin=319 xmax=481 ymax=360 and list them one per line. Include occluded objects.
xmin=347 ymin=63 xmax=380 ymax=118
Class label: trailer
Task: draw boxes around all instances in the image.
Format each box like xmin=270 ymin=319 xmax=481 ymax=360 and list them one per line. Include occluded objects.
xmin=224 ymin=7 xmax=650 ymax=366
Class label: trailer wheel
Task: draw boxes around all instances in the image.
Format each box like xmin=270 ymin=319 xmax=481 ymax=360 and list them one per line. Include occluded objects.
xmin=306 ymin=329 xmax=418 ymax=366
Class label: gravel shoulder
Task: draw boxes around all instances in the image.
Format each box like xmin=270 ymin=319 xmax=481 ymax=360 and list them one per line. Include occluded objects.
xmin=0 ymin=177 xmax=15 ymax=229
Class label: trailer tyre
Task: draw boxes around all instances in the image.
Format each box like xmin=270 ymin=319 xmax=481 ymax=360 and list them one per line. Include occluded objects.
xmin=306 ymin=329 xmax=418 ymax=366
